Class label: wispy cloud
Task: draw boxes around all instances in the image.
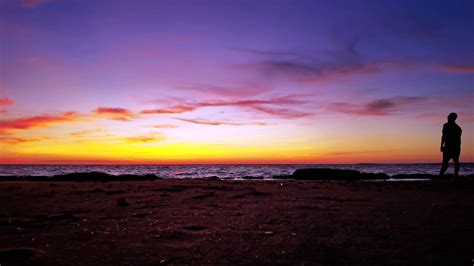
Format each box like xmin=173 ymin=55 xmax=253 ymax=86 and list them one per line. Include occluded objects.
xmin=250 ymin=106 xmax=314 ymax=118
xmin=230 ymin=47 xmax=304 ymax=57
xmin=140 ymin=104 xmax=196 ymax=115
xmin=231 ymin=37 xmax=410 ymax=87
xmin=175 ymin=117 xmax=269 ymax=126
xmin=69 ymin=129 xmax=104 ymax=137
xmin=437 ymin=64 xmax=474 ymax=73
xmin=141 ymin=94 xmax=313 ymax=118
xmin=195 ymin=95 xmax=308 ymax=107
xmin=0 ymin=136 xmax=51 ymax=144
xmin=0 ymin=98 xmax=14 ymax=114
xmin=150 ymin=124 xmax=179 ymax=129
xmin=324 ymin=150 xmax=391 ymax=156
xmin=329 ymin=96 xmax=425 ymax=116
xmin=236 ymin=59 xmax=407 ymax=86
xmin=93 ymin=107 xmax=135 ymax=121
xmin=0 ymin=98 xmax=14 ymax=105
xmin=0 ymin=112 xmax=80 ymax=130
xmin=21 ymin=0 xmax=48 ymax=9
xmin=179 ymin=83 xmax=272 ymax=97
xmin=121 ymin=134 xmax=166 ymax=143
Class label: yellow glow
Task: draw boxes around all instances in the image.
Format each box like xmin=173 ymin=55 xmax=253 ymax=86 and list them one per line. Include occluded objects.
xmin=1 ymin=115 xmax=472 ymax=164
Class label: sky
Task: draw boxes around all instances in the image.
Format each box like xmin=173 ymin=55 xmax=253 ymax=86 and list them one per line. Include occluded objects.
xmin=0 ymin=0 xmax=473 ymax=164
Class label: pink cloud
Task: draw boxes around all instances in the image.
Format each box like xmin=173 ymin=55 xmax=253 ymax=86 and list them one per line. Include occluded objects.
xmin=140 ymin=104 xmax=196 ymax=115
xmin=93 ymin=107 xmax=135 ymax=121
xmin=21 ymin=0 xmax=48 ymax=9
xmin=0 ymin=112 xmax=80 ymax=130
xmin=0 ymin=98 xmax=14 ymax=105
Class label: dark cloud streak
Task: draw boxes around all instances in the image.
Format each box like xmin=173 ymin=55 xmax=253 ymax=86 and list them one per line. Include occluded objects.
xmin=141 ymin=95 xmax=313 ymax=119
xmin=329 ymin=96 xmax=425 ymax=116
xmin=174 ymin=118 xmax=269 ymax=126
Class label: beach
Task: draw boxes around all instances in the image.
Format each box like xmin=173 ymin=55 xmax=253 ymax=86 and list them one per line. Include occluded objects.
xmin=1 ymin=176 xmax=473 ymax=265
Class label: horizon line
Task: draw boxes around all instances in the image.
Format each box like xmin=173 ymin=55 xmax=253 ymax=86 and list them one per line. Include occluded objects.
xmin=1 ymin=162 xmax=473 ymax=166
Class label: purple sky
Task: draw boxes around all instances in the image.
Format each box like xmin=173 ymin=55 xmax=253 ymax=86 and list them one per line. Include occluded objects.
xmin=1 ymin=0 xmax=473 ymax=164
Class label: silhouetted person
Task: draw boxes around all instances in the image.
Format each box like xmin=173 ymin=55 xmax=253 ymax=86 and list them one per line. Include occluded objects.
xmin=439 ymin=112 xmax=462 ymax=177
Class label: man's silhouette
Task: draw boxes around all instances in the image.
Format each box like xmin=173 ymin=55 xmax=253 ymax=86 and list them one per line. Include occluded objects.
xmin=439 ymin=112 xmax=462 ymax=177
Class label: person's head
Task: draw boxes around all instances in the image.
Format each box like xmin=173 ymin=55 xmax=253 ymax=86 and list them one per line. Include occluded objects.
xmin=447 ymin=112 xmax=457 ymax=123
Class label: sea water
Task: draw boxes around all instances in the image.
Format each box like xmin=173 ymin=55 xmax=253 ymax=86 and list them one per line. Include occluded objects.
xmin=0 ymin=164 xmax=473 ymax=178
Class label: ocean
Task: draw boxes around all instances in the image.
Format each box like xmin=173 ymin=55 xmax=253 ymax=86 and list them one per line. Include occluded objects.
xmin=0 ymin=163 xmax=473 ymax=179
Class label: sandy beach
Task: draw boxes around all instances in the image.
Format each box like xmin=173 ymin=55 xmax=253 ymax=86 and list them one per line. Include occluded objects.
xmin=1 ymin=177 xmax=473 ymax=265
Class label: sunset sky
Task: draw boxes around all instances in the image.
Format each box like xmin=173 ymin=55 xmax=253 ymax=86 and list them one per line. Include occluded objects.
xmin=1 ymin=0 xmax=473 ymax=164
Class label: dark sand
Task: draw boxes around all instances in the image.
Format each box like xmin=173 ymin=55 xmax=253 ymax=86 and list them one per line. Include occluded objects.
xmin=1 ymin=179 xmax=473 ymax=265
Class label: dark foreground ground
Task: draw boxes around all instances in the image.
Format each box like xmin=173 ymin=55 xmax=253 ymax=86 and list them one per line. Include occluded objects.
xmin=0 ymin=179 xmax=473 ymax=266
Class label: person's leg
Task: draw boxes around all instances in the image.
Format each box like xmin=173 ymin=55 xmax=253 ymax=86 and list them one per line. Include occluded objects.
xmin=453 ymin=152 xmax=460 ymax=177
xmin=439 ymin=152 xmax=449 ymax=176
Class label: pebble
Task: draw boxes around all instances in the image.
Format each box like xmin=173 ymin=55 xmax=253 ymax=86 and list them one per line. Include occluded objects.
xmin=117 ymin=197 xmax=129 ymax=206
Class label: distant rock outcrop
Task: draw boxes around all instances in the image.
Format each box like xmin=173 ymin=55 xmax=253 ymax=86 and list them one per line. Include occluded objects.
xmin=291 ymin=168 xmax=389 ymax=181
xmin=0 ymin=172 xmax=160 ymax=182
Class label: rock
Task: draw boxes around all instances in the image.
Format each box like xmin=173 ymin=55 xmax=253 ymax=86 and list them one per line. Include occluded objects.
xmin=292 ymin=168 xmax=389 ymax=181
xmin=272 ymin=175 xmax=294 ymax=180
xmin=242 ymin=176 xmax=264 ymax=180
xmin=116 ymin=174 xmax=159 ymax=181
xmin=0 ymin=247 xmax=47 ymax=265
xmin=52 ymin=172 xmax=110 ymax=181
xmin=361 ymin=172 xmax=390 ymax=180
xmin=35 ymin=213 xmax=79 ymax=222
xmin=0 ymin=172 xmax=160 ymax=182
xmin=293 ymin=168 xmax=361 ymax=180
xmin=205 ymin=176 xmax=220 ymax=181
xmin=116 ymin=197 xmax=129 ymax=207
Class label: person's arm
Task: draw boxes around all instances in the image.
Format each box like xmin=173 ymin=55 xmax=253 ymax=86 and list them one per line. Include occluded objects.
xmin=440 ymin=135 xmax=445 ymax=152
xmin=440 ymin=125 xmax=446 ymax=152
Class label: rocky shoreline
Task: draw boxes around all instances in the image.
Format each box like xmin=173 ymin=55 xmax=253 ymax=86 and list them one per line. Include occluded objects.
xmin=1 ymin=168 xmax=473 ymax=182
